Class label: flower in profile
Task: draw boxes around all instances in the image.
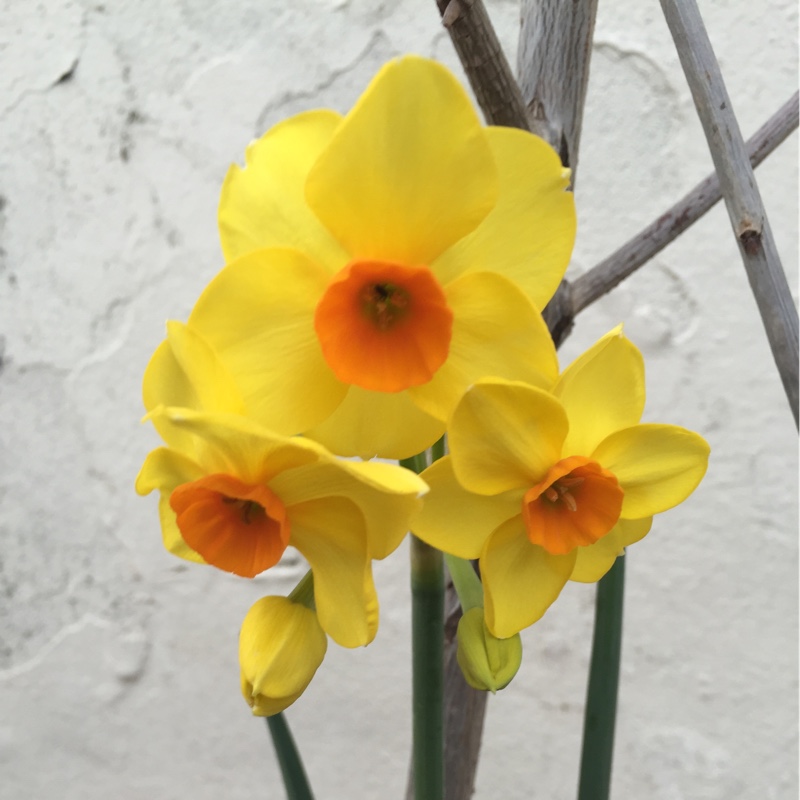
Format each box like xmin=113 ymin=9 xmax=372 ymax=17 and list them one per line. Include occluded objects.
xmin=186 ymin=55 xmax=574 ymax=459
xmin=239 ymin=593 xmax=327 ymax=716
xmin=411 ymin=328 xmax=710 ymax=638
xmin=135 ymin=325 xmax=427 ymax=648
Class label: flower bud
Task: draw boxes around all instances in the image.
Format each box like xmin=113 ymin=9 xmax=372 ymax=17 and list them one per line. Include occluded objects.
xmin=456 ymin=606 xmax=522 ymax=692
xmin=239 ymin=596 xmax=327 ymax=716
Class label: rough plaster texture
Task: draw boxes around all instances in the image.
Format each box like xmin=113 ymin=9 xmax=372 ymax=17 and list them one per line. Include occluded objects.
xmin=0 ymin=1 xmax=797 ymax=798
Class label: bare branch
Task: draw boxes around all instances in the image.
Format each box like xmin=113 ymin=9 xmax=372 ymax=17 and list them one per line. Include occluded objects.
xmin=572 ymin=92 xmax=799 ymax=313
xmin=434 ymin=0 xmax=530 ymax=129
xmin=516 ymin=0 xmax=599 ymax=344
xmin=660 ymin=0 xmax=798 ymax=426
xmin=517 ymin=0 xmax=599 ymax=183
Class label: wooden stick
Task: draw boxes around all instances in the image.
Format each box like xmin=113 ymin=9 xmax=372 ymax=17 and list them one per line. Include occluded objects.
xmin=659 ymin=0 xmax=798 ymax=425
xmin=517 ymin=0 xmax=599 ymax=187
xmin=435 ymin=0 xmax=530 ymax=130
xmin=516 ymin=0 xmax=599 ymax=343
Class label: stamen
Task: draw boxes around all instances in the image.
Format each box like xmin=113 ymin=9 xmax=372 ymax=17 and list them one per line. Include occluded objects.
xmin=544 ymin=480 xmax=580 ymax=510
xmin=361 ymin=283 xmax=410 ymax=330
xmin=222 ymin=496 xmax=264 ymax=524
xmin=560 ymin=491 xmax=577 ymax=512
xmin=522 ymin=456 xmax=624 ymax=555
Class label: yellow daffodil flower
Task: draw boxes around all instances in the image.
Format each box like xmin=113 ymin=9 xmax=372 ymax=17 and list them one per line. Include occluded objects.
xmin=239 ymin=594 xmax=328 ymax=716
xmin=186 ymin=55 xmax=574 ymax=459
xmin=412 ymin=328 xmax=710 ymax=639
xmin=135 ymin=403 xmax=427 ymax=648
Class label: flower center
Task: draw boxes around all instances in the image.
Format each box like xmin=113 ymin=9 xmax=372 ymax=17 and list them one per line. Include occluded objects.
xmin=522 ymin=456 xmax=623 ymax=556
xmin=360 ymin=282 xmax=410 ymax=329
xmin=169 ymin=474 xmax=290 ymax=578
xmin=314 ymin=259 xmax=453 ymax=393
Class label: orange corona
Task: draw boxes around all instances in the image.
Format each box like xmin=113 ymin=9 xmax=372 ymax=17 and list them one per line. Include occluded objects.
xmin=314 ymin=260 xmax=454 ymax=393
xmin=170 ymin=474 xmax=290 ymax=578
xmin=522 ymin=456 xmax=623 ymax=555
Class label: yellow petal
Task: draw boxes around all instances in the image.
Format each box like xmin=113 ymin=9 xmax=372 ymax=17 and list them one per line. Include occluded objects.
xmin=146 ymin=407 xmax=323 ymax=484
xmin=289 ymin=497 xmax=378 ymax=648
xmin=161 ymin=321 xmax=245 ymax=414
xmin=569 ymin=517 xmax=652 ymax=583
xmin=411 ymin=457 xmax=522 ymax=559
xmin=408 ymin=271 xmax=558 ymax=422
xmin=219 ymin=110 xmax=348 ymax=271
xmin=432 ymin=126 xmax=575 ymax=309
xmin=189 ymin=248 xmax=349 ymax=434
xmin=141 ymin=341 xmax=197 ymax=454
xmin=556 ymin=326 xmax=645 ymax=456
xmin=592 ymin=424 xmax=710 ymax=518
xmin=239 ymin=596 xmax=327 ymax=715
xmin=268 ymin=459 xmax=427 ymax=561
xmin=305 ymin=56 xmax=497 ymax=264
xmin=449 ymin=380 xmax=568 ymax=495
xmin=143 ymin=322 xmax=246 ymax=452
xmin=481 ymin=516 xmax=575 ymax=638
xmin=305 ymin=385 xmax=446 ymax=460
xmin=135 ymin=446 xmax=205 ymax=496
xmin=156 ymin=493 xmax=206 ymax=564
xmin=135 ymin=448 xmax=206 ymax=563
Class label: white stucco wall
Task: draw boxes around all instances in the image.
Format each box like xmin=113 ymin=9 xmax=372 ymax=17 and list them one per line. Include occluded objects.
xmin=0 ymin=1 xmax=797 ymax=798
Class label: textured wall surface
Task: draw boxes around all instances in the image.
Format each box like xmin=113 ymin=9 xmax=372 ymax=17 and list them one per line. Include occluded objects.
xmin=0 ymin=1 xmax=797 ymax=798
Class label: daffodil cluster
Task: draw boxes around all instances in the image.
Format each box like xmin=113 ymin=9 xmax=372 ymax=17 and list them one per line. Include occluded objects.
xmin=136 ymin=55 xmax=708 ymax=713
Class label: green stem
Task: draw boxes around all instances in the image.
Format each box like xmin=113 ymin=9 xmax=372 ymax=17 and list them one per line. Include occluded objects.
xmin=266 ymin=713 xmax=315 ymax=800
xmin=430 ymin=434 xmax=446 ymax=462
xmin=410 ymin=534 xmax=445 ymax=800
xmin=401 ymin=452 xmax=429 ymax=474
xmin=577 ymin=554 xmax=626 ymax=800
xmin=401 ymin=442 xmax=446 ymax=800
xmin=287 ymin=570 xmax=315 ymax=609
xmin=444 ymin=553 xmax=483 ymax=613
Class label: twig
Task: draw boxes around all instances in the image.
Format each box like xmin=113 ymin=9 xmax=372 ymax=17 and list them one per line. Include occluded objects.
xmin=660 ymin=0 xmax=799 ymax=426
xmin=516 ymin=0 xmax=599 ymax=343
xmin=434 ymin=0 xmax=530 ymax=129
xmin=571 ymin=92 xmax=800 ymax=314
xmin=517 ymin=0 xmax=599 ymax=185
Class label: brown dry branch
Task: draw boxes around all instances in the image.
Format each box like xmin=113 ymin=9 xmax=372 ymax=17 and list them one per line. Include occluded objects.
xmin=434 ymin=0 xmax=529 ymax=129
xmin=517 ymin=0 xmax=599 ymax=185
xmin=660 ymin=0 xmax=799 ymax=426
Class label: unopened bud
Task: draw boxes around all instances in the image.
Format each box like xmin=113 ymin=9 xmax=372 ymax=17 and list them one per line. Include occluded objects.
xmin=456 ymin=607 xmax=522 ymax=692
xmin=239 ymin=595 xmax=327 ymax=716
